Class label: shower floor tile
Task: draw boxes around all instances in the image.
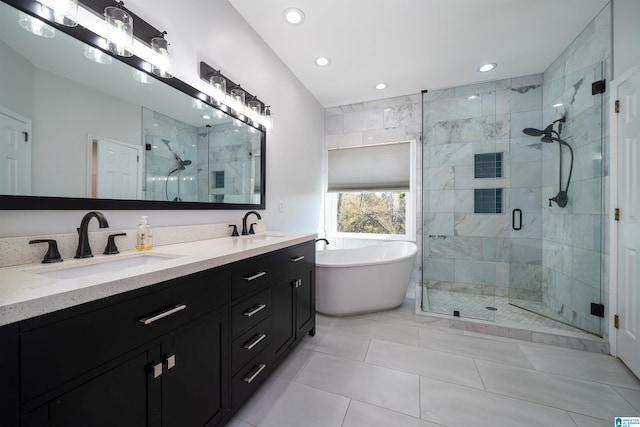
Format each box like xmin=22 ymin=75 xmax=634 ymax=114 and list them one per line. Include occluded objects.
xmin=425 ymin=289 xmax=583 ymax=334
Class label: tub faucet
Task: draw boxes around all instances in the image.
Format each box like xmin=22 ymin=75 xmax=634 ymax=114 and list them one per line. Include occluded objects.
xmin=241 ymin=211 xmax=261 ymax=235
xmin=75 ymin=211 xmax=109 ymax=258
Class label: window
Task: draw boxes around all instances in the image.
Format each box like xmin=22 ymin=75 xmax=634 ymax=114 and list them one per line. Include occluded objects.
xmin=325 ymin=141 xmax=415 ymax=239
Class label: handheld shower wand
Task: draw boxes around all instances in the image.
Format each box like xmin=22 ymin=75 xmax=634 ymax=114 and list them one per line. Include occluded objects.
xmin=522 ymin=117 xmax=573 ymax=208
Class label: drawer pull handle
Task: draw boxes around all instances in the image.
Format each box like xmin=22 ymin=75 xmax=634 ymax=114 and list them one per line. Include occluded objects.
xmin=139 ymin=304 xmax=187 ymax=325
xmin=292 ymin=279 xmax=302 ymax=288
xmin=152 ymin=362 xmax=163 ymax=379
xmin=243 ymin=333 xmax=267 ymax=350
xmin=243 ymin=363 xmax=267 ymax=384
xmin=243 ymin=304 xmax=267 ymax=317
xmin=290 ymin=256 xmax=305 ymax=262
xmin=242 ymin=271 xmax=267 ymax=281
xmin=166 ymin=354 xmax=176 ymax=370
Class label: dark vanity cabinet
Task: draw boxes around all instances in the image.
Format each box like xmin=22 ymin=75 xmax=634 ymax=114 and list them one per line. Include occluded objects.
xmin=0 ymin=240 xmax=315 ymax=427
xmin=272 ymin=243 xmax=316 ymax=361
xmin=228 ymin=241 xmax=316 ymax=409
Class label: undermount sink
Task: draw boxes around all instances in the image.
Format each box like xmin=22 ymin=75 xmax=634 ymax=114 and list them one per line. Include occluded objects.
xmin=248 ymin=234 xmax=286 ymax=242
xmin=34 ymin=254 xmax=177 ymax=280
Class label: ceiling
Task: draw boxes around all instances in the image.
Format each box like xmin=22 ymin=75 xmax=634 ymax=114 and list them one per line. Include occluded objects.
xmin=228 ymin=0 xmax=609 ymax=108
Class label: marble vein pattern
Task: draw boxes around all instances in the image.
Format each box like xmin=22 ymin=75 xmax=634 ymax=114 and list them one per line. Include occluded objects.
xmin=228 ymin=296 xmax=638 ymax=427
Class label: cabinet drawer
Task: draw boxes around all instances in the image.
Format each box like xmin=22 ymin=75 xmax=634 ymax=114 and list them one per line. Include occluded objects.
xmin=231 ymin=254 xmax=275 ymax=299
xmin=280 ymin=242 xmax=316 ymax=276
xmin=231 ymin=287 xmax=271 ymax=337
xmin=20 ymin=268 xmax=230 ymax=403
xmin=231 ymin=347 xmax=272 ymax=409
xmin=231 ymin=316 xmax=272 ymax=374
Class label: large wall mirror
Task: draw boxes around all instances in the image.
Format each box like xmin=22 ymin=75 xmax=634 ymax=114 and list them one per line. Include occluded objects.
xmin=0 ymin=0 xmax=265 ymax=210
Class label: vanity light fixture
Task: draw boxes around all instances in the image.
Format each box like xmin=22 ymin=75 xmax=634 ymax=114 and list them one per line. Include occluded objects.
xmin=478 ymin=62 xmax=496 ymax=72
xmin=209 ymin=73 xmax=227 ymax=104
xmin=375 ymin=83 xmax=387 ymax=90
xmin=283 ymin=7 xmax=305 ymax=25
xmin=18 ymin=12 xmax=55 ymax=38
xmin=315 ymin=56 xmax=331 ymax=67
xmin=83 ymin=45 xmax=112 ymax=64
xmin=39 ymin=0 xmax=78 ymax=27
xmin=150 ymin=32 xmax=173 ymax=78
xmin=247 ymin=98 xmax=263 ymax=125
xmin=200 ymin=61 xmax=271 ymax=130
xmin=104 ymin=3 xmax=134 ymax=57
xmin=229 ymin=86 xmax=246 ymax=116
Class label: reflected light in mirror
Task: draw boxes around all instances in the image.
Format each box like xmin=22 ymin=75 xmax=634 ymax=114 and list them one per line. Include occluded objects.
xmin=18 ymin=12 xmax=55 ymax=38
xmin=83 ymin=45 xmax=112 ymax=64
xmin=133 ymin=69 xmax=155 ymax=84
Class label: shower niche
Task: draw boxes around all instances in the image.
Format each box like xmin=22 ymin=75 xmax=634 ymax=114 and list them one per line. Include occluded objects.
xmin=422 ymin=60 xmax=605 ymax=336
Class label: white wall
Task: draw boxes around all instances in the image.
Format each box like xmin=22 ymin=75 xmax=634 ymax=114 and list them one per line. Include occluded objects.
xmin=613 ymin=0 xmax=640 ymax=79
xmin=32 ymin=70 xmax=141 ymax=198
xmin=0 ymin=0 xmax=324 ymax=237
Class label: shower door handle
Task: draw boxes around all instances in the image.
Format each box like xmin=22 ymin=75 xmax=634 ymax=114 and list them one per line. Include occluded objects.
xmin=512 ymin=209 xmax=522 ymax=231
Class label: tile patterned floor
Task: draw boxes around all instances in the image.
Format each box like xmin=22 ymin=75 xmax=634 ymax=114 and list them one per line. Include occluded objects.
xmin=228 ymin=296 xmax=640 ymax=427
xmin=425 ymin=289 xmax=585 ymax=332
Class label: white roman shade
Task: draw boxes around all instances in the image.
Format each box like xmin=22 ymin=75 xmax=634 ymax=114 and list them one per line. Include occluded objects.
xmin=327 ymin=141 xmax=410 ymax=192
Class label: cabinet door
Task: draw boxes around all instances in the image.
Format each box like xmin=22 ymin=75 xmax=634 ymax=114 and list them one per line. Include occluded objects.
xmin=46 ymin=351 xmax=152 ymax=427
xmin=0 ymin=323 xmax=18 ymax=427
xmin=271 ymin=276 xmax=296 ymax=361
xmin=296 ymin=267 xmax=315 ymax=337
xmin=162 ymin=312 xmax=228 ymax=427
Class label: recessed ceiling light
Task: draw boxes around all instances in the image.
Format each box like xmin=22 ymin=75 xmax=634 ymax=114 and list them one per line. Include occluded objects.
xmin=552 ymin=102 xmax=563 ymax=108
xmin=375 ymin=83 xmax=387 ymax=90
xmin=478 ymin=63 xmax=497 ymax=72
xmin=315 ymin=56 xmax=331 ymax=67
xmin=468 ymin=95 xmax=479 ymax=100
xmin=202 ymin=114 xmax=212 ymax=120
xmin=283 ymin=7 xmax=305 ymax=25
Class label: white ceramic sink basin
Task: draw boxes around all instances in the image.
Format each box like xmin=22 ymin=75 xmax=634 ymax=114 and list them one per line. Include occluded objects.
xmin=248 ymin=234 xmax=286 ymax=242
xmin=35 ymin=254 xmax=176 ymax=280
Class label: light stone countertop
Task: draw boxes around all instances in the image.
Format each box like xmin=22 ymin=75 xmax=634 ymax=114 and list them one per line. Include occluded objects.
xmin=0 ymin=232 xmax=316 ymax=326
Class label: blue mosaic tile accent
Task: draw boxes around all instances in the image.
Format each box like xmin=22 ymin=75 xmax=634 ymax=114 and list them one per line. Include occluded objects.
xmin=474 ymin=188 xmax=502 ymax=213
xmin=474 ymin=152 xmax=503 ymax=178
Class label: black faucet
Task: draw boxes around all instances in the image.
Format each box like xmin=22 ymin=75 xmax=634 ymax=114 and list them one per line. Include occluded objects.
xmin=315 ymin=238 xmax=330 ymax=245
xmin=75 ymin=211 xmax=109 ymax=258
xmin=241 ymin=211 xmax=261 ymax=235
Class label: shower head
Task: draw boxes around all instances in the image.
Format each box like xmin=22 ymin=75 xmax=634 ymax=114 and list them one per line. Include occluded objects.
xmin=522 ymin=127 xmax=547 ymax=137
xmin=174 ymin=155 xmax=192 ymax=169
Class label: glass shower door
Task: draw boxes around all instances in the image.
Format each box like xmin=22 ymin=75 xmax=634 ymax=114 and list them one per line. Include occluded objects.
xmin=509 ymin=62 xmax=604 ymax=335
xmin=421 ymin=82 xmax=500 ymax=322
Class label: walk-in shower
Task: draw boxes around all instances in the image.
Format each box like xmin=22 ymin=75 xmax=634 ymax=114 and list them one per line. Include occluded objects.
xmin=421 ymin=59 xmax=605 ymax=337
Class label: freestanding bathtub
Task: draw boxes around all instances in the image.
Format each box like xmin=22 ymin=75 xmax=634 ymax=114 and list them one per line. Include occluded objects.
xmin=315 ymin=241 xmax=417 ymax=316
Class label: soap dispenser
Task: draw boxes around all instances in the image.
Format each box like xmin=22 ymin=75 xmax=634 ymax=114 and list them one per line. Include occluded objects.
xmin=135 ymin=216 xmax=153 ymax=251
